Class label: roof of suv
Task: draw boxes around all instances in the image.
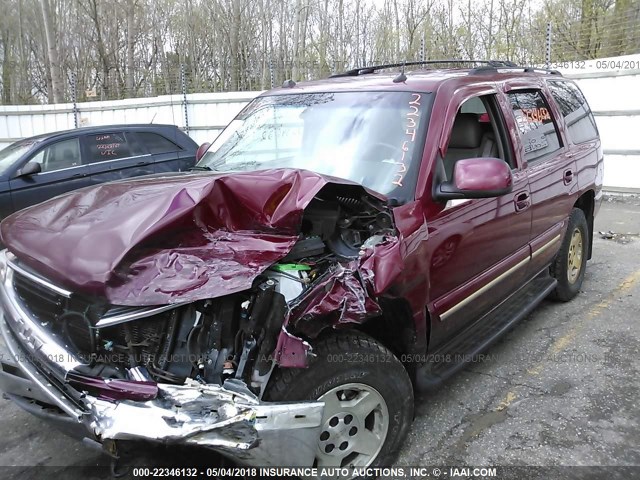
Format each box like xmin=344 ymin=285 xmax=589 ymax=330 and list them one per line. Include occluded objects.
xmin=266 ymin=65 xmax=564 ymax=96
xmin=16 ymin=124 xmax=184 ymax=144
xmin=10 ymin=124 xmax=196 ymax=152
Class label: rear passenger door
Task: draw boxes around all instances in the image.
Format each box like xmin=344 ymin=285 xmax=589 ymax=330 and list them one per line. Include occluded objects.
xmin=82 ymin=131 xmax=154 ymax=185
xmin=9 ymin=137 xmax=92 ymax=211
xmin=504 ymin=89 xmax=578 ymax=275
xmin=134 ymin=131 xmax=190 ymax=173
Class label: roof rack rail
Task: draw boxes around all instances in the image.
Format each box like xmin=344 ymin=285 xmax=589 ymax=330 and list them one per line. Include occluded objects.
xmin=470 ymin=65 xmax=563 ymax=76
xmin=330 ymin=59 xmax=518 ymax=77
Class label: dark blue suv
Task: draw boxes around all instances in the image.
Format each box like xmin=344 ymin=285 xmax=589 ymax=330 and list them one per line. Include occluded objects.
xmin=0 ymin=124 xmax=198 ymax=219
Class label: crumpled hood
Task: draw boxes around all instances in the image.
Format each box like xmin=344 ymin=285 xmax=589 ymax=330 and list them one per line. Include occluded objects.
xmin=1 ymin=169 xmax=381 ymax=306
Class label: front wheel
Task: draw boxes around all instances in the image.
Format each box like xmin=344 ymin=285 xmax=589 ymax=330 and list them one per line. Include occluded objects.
xmin=265 ymin=332 xmax=414 ymax=478
xmin=550 ymin=208 xmax=589 ymax=301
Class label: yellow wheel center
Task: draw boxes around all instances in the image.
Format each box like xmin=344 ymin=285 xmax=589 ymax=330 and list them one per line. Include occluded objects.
xmin=567 ymin=228 xmax=583 ymax=284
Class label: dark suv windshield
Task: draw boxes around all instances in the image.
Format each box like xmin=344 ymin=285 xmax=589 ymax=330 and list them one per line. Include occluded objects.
xmin=198 ymin=91 xmax=431 ymax=200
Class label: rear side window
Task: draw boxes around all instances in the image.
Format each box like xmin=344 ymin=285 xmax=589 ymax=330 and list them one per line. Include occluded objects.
xmin=507 ymin=90 xmax=562 ymax=163
xmin=137 ymin=132 xmax=181 ymax=154
xmin=547 ymin=80 xmax=599 ymax=144
xmin=85 ymin=132 xmax=135 ymax=163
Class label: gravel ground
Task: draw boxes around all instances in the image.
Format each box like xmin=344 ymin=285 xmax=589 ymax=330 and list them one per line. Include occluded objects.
xmin=0 ymin=197 xmax=638 ymax=479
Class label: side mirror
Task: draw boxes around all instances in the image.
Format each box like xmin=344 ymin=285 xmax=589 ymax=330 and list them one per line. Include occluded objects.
xmin=16 ymin=161 xmax=42 ymax=177
xmin=435 ymin=157 xmax=513 ymax=200
xmin=195 ymin=142 xmax=211 ymax=163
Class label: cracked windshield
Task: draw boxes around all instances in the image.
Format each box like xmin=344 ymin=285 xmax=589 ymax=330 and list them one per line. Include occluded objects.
xmin=198 ymin=91 xmax=431 ymax=197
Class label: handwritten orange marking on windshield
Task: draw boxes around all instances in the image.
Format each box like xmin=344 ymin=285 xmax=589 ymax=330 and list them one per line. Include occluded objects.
xmin=392 ymin=93 xmax=422 ymax=187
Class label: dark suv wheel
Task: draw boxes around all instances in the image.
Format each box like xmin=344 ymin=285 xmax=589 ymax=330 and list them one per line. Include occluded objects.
xmin=550 ymin=208 xmax=589 ymax=301
xmin=266 ymin=332 xmax=413 ymax=478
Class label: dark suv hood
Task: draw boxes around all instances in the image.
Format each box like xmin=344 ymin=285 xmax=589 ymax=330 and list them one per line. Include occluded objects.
xmin=1 ymin=169 xmax=383 ymax=306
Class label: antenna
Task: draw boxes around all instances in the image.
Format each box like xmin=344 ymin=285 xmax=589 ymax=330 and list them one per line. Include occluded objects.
xmin=393 ymin=61 xmax=407 ymax=83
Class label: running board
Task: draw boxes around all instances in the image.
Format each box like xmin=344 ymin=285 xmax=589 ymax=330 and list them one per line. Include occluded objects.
xmin=415 ymin=273 xmax=557 ymax=392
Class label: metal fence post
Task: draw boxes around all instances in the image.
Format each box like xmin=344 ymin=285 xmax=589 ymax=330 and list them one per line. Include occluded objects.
xmin=546 ymin=23 xmax=552 ymax=68
xmin=269 ymin=58 xmax=274 ymax=88
xmin=420 ymin=37 xmax=425 ymax=61
xmin=180 ymin=64 xmax=189 ymax=134
xmin=71 ymin=73 xmax=79 ymax=128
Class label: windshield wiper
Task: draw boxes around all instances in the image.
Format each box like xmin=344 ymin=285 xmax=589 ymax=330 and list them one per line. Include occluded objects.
xmin=231 ymin=160 xmax=259 ymax=170
xmin=188 ymin=165 xmax=212 ymax=171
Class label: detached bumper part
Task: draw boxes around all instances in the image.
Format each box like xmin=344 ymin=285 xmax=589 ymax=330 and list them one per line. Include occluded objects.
xmin=0 ymin=250 xmax=324 ymax=467
xmin=87 ymin=382 xmax=324 ymax=466
xmin=0 ymin=357 xmax=323 ymax=466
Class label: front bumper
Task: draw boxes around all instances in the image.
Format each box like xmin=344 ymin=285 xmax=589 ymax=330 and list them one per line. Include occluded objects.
xmin=0 ymin=250 xmax=323 ymax=466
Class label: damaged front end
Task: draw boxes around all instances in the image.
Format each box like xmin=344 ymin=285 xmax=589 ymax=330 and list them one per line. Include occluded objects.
xmin=0 ymin=169 xmax=402 ymax=466
xmin=0 ymin=248 xmax=324 ymax=465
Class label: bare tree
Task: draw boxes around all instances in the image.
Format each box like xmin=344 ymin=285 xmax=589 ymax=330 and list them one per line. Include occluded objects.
xmin=40 ymin=0 xmax=63 ymax=102
xmin=125 ymin=0 xmax=138 ymax=97
xmin=0 ymin=0 xmax=638 ymax=105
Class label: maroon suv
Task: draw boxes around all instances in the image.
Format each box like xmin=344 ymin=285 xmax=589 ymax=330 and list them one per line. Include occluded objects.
xmin=0 ymin=61 xmax=602 ymax=475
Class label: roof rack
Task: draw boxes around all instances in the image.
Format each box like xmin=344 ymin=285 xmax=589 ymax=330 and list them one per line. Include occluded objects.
xmin=330 ymin=60 xmax=518 ymax=77
xmin=470 ymin=65 xmax=563 ymax=76
xmin=330 ymin=60 xmax=563 ymax=78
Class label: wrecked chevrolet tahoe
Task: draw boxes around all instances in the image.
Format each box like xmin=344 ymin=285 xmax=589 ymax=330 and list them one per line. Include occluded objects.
xmin=0 ymin=61 xmax=603 ymax=476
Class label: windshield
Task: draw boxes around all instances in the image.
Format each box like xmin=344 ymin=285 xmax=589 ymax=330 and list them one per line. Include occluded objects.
xmin=198 ymin=91 xmax=431 ymax=200
xmin=0 ymin=141 xmax=38 ymax=175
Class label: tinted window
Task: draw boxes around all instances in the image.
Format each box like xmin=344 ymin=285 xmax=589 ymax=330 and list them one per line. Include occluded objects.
xmin=547 ymin=80 xmax=599 ymax=144
xmin=507 ymin=90 xmax=562 ymax=163
xmin=31 ymin=138 xmax=81 ymax=173
xmin=137 ymin=132 xmax=180 ymax=154
xmin=85 ymin=132 xmax=133 ymax=163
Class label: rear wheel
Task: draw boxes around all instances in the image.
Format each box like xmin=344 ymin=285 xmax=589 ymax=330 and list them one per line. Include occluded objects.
xmin=550 ymin=208 xmax=589 ymax=301
xmin=266 ymin=332 xmax=413 ymax=478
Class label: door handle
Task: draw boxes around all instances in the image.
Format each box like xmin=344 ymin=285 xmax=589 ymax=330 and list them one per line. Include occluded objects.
xmin=563 ymin=169 xmax=574 ymax=185
xmin=71 ymin=172 xmax=87 ymax=178
xmin=514 ymin=191 xmax=530 ymax=212
xmin=136 ymin=161 xmax=150 ymax=166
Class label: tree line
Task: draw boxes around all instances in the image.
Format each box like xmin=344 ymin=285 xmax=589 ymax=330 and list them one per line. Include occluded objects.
xmin=0 ymin=0 xmax=638 ymax=104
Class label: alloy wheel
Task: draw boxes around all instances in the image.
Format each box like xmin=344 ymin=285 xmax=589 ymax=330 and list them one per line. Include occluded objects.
xmin=314 ymin=382 xmax=389 ymax=475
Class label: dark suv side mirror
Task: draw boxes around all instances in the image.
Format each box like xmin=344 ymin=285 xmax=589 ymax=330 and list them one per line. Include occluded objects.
xmin=435 ymin=157 xmax=513 ymax=200
xmin=195 ymin=142 xmax=211 ymax=163
xmin=16 ymin=161 xmax=42 ymax=177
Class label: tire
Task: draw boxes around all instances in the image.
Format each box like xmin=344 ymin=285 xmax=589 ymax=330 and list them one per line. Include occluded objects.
xmin=550 ymin=208 xmax=589 ymax=301
xmin=265 ymin=331 xmax=414 ymax=478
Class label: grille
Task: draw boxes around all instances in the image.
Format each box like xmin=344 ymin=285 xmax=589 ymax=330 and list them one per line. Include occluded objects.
xmin=9 ymin=267 xmax=176 ymax=372
xmin=12 ymin=270 xmax=66 ymax=323
xmin=12 ymin=270 xmax=95 ymax=356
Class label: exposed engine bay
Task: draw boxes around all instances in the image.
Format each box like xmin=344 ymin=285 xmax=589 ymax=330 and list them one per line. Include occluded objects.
xmin=25 ymin=189 xmax=396 ymax=400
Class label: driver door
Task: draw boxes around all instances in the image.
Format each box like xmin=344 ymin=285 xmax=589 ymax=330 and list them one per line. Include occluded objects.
xmin=10 ymin=137 xmax=92 ymax=212
xmin=427 ymin=93 xmax=532 ymax=348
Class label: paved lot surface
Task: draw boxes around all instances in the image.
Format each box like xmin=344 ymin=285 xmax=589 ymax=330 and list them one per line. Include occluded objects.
xmin=0 ymin=196 xmax=638 ymax=478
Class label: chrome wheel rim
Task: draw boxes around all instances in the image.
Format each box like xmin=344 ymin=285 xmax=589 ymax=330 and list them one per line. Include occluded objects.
xmin=567 ymin=228 xmax=583 ymax=284
xmin=314 ymin=383 xmax=389 ymax=474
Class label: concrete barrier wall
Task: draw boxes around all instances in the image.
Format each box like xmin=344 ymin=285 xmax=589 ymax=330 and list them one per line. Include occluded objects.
xmin=563 ymin=62 xmax=640 ymax=191
xmin=0 ymin=91 xmax=260 ymax=149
